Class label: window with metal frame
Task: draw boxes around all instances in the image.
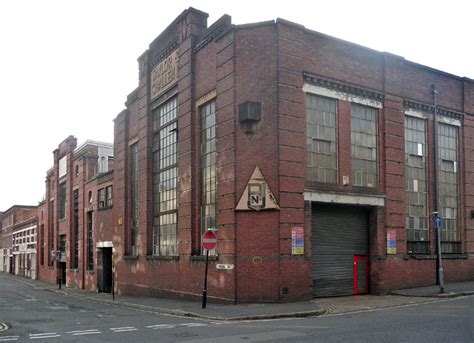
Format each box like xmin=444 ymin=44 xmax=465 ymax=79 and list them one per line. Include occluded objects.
xmin=98 ymin=188 xmax=106 ymax=209
xmin=130 ymin=143 xmax=139 ymax=256
xmin=438 ymin=123 xmax=460 ymax=253
xmin=405 ymin=116 xmax=429 ymax=254
xmin=306 ymin=94 xmax=338 ymax=183
xmin=59 ymin=182 xmax=66 ymax=220
xmin=106 ymin=186 xmax=113 ymax=207
xmin=152 ymin=97 xmax=178 ymax=256
xmin=200 ymin=100 xmax=217 ymax=255
xmin=48 ymin=200 xmax=54 ymax=266
xmin=40 ymin=224 xmax=44 ymax=266
xmin=73 ymin=189 xmax=79 ymax=269
xmin=87 ymin=211 xmax=93 ymax=270
xmin=351 ymin=104 xmax=378 ymax=187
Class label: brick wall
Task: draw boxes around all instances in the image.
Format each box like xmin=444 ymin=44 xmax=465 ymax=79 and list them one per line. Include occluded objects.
xmin=105 ymin=9 xmax=474 ymax=301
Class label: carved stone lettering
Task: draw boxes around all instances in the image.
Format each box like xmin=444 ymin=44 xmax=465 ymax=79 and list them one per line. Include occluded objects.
xmin=151 ymin=50 xmax=178 ymax=99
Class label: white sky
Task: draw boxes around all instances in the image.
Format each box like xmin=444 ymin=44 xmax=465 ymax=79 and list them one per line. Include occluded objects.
xmin=0 ymin=0 xmax=472 ymax=211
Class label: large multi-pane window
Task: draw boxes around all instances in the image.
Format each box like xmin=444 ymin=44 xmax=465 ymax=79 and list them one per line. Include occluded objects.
xmin=73 ymin=189 xmax=79 ymax=269
xmin=306 ymin=95 xmax=338 ymax=183
xmin=130 ymin=143 xmax=139 ymax=255
xmin=39 ymin=224 xmax=44 ymax=266
xmin=152 ymin=97 xmax=178 ymax=256
xmin=98 ymin=188 xmax=106 ymax=209
xmin=351 ymin=104 xmax=378 ymax=187
xmin=438 ymin=123 xmax=460 ymax=253
xmin=405 ymin=116 xmax=429 ymax=253
xmin=59 ymin=182 xmax=66 ymax=220
xmin=48 ymin=200 xmax=54 ymax=266
xmin=98 ymin=186 xmax=113 ymax=209
xmin=200 ymin=100 xmax=217 ymax=243
xmin=106 ymin=186 xmax=113 ymax=207
xmin=87 ymin=211 xmax=93 ymax=270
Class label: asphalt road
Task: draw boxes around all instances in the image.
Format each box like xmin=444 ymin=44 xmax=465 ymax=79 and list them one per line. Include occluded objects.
xmin=1 ymin=273 xmax=473 ymax=342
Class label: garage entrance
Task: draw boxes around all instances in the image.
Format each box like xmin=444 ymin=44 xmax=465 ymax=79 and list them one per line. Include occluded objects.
xmin=311 ymin=203 xmax=370 ymax=297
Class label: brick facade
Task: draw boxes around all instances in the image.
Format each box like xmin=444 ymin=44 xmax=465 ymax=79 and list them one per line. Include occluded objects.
xmin=36 ymin=136 xmax=114 ymax=292
xmin=110 ymin=8 xmax=473 ymax=301
xmin=0 ymin=205 xmax=37 ymax=275
xmin=4 ymin=8 xmax=473 ymax=303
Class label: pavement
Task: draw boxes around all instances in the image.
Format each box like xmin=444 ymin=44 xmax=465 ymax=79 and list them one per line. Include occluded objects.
xmin=391 ymin=280 xmax=474 ymax=298
xmin=7 ymin=274 xmax=474 ymax=321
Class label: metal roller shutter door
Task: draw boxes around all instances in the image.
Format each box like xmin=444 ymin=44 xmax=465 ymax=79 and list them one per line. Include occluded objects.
xmin=311 ymin=204 xmax=369 ymax=297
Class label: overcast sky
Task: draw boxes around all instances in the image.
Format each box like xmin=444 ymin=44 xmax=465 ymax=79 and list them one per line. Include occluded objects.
xmin=0 ymin=0 xmax=472 ymax=211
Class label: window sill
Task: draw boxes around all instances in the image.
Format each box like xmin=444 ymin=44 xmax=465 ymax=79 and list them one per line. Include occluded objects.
xmin=406 ymin=254 xmax=436 ymax=260
xmin=86 ymin=270 xmax=94 ymax=274
xmin=405 ymin=254 xmax=468 ymax=260
xmin=145 ymin=255 xmax=179 ymax=261
xmin=189 ymin=255 xmax=218 ymax=262
xmin=123 ymin=255 xmax=139 ymax=260
xmin=441 ymin=254 xmax=468 ymax=260
xmin=98 ymin=206 xmax=113 ymax=211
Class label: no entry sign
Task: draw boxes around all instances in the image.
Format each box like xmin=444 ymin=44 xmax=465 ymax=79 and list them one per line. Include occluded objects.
xmin=202 ymin=230 xmax=217 ymax=250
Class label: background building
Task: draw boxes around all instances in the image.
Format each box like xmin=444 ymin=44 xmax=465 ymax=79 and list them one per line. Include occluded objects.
xmin=36 ymin=136 xmax=114 ymax=292
xmin=0 ymin=205 xmax=37 ymax=276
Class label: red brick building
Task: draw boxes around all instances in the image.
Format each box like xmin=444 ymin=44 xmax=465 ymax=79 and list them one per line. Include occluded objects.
xmin=37 ymin=136 xmax=114 ymax=292
xmin=110 ymin=8 xmax=474 ymax=302
xmin=32 ymin=8 xmax=474 ymax=303
xmin=0 ymin=205 xmax=37 ymax=275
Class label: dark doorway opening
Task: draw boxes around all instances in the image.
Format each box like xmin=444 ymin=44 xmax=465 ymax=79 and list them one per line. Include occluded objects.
xmin=60 ymin=262 xmax=66 ymax=284
xmin=98 ymin=247 xmax=112 ymax=293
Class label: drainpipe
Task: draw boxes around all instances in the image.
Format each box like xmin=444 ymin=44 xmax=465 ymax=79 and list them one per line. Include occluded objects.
xmin=431 ymin=84 xmax=444 ymax=294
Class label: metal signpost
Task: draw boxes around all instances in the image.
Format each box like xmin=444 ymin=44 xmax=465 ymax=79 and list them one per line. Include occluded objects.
xmin=434 ymin=212 xmax=445 ymax=293
xmin=201 ymin=230 xmax=217 ymax=309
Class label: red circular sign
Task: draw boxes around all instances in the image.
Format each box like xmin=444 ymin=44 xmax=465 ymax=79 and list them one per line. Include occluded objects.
xmin=202 ymin=230 xmax=217 ymax=250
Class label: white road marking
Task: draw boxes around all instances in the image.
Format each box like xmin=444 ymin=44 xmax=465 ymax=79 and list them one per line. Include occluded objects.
xmin=110 ymin=327 xmax=138 ymax=333
xmin=179 ymin=323 xmax=208 ymax=327
xmin=146 ymin=324 xmax=176 ymax=329
xmin=0 ymin=336 xmax=19 ymax=342
xmin=210 ymin=322 xmax=233 ymax=325
xmin=29 ymin=333 xmax=61 ymax=340
xmin=66 ymin=329 xmax=101 ymax=336
xmin=72 ymin=332 xmax=101 ymax=336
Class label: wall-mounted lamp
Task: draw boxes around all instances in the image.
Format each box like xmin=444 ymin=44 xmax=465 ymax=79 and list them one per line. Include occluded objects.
xmin=238 ymin=101 xmax=261 ymax=134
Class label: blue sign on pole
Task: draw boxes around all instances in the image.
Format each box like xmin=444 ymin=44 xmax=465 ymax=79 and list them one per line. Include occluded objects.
xmin=434 ymin=215 xmax=442 ymax=230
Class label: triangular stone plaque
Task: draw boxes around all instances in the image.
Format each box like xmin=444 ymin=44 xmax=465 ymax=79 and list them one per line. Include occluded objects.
xmin=236 ymin=166 xmax=279 ymax=211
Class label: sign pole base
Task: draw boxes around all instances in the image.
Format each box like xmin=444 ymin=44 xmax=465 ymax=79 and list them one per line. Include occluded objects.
xmin=202 ymin=249 xmax=209 ymax=309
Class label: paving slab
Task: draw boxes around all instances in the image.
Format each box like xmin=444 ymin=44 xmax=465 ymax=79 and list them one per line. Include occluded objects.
xmin=391 ymin=281 xmax=474 ymax=298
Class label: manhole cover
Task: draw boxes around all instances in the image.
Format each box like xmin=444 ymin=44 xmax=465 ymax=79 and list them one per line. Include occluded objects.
xmin=0 ymin=323 xmax=8 ymax=332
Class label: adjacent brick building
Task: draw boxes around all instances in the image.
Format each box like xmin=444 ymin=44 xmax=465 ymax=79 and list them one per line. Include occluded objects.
xmin=0 ymin=205 xmax=37 ymax=276
xmin=36 ymin=136 xmax=114 ymax=292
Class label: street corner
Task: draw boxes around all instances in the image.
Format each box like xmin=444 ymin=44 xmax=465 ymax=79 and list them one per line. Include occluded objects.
xmin=0 ymin=323 xmax=9 ymax=332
